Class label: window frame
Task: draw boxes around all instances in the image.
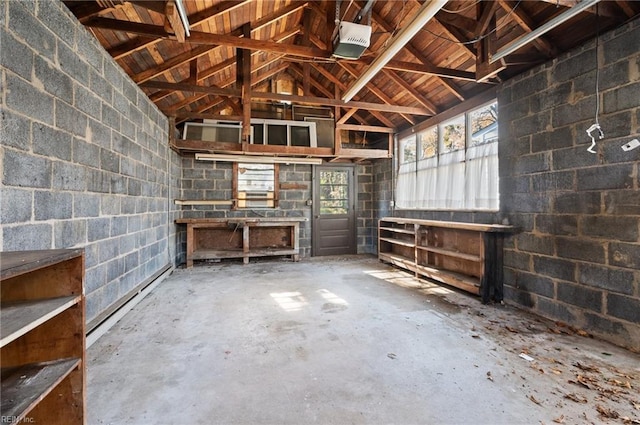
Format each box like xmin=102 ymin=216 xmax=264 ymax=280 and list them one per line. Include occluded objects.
xmin=233 ymin=162 xmax=280 ymax=209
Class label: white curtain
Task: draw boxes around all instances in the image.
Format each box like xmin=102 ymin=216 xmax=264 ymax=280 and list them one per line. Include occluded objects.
xmin=395 ymin=141 xmax=498 ymax=211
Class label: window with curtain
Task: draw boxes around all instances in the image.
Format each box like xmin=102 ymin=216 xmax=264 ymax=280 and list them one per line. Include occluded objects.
xmin=396 ymin=101 xmax=498 ymax=211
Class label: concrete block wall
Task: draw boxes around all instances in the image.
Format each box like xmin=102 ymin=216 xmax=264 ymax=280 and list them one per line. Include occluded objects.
xmin=498 ymin=19 xmax=640 ymax=350
xmin=177 ymin=157 xmax=313 ymax=259
xmin=0 ymin=0 xmax=179 ymax=327
xmin=357 ymin=163 xmax=375 ymax=254
xmin=177 ymin=158 xmax=376 ymax=259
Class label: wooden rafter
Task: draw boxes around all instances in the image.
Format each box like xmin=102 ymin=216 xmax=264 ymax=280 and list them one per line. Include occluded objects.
xmin=497 ymin=0 xmax=556 ymax=58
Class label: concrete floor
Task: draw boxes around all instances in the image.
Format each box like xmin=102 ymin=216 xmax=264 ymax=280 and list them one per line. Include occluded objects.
xmin=88 ymin=256 xmax=640 ymax=425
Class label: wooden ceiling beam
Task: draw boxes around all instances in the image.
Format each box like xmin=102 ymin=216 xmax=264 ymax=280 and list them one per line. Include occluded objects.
xmin=381 ymin=69 xmax=438 ymax=115
xmin=338 ymin=62 xmax=415 ymax=126
xmin=498 ymin=0 xmax=556 ymax=58
xmin=249 ymin=92 xmax=432 ymax=116
xmin=64 ymin=1 xmax=119 ymax=23
xmin=369 ymin=8 xmax=466 ymax=101
xmin=108 ymin=0 xmax=249 ymax=59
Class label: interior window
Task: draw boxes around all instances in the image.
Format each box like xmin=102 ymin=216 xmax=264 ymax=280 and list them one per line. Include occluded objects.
xmin=234 ymin=163 xmax=279 ymax=208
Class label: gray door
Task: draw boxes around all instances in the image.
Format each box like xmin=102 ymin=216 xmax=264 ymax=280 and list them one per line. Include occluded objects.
xmin=312 ymin=165 xmax=356 ymax=256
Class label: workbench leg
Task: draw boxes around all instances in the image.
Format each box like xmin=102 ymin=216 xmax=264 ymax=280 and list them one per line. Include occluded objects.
xmin=186 ymin=225 xmax=194 ymax=268
xmin=243 ymin=225 xmax=249 ymax=265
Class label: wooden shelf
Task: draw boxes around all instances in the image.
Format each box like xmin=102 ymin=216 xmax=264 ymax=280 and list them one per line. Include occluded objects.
xmin=378 ymin=218 xmax=515 ymax=303
xmin=379 ymin=237 xmax=415 ymax=248
xmin=0 ymin=249 xmax=85 ymax=424
xmin=415 ymin=263 xmax=480 ymax=295
xmin=416 ymin=245 xmax=481 ymax=262
xmin=1 ymin=358 xmax=81 ymax=422
xmin=1 ymin=296 xmax=81 ymax=347
xmin=379 ymin=226 xmax=415 ymax=235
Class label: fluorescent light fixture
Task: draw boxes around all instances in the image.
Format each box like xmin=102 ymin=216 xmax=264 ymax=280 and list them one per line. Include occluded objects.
xmin=195 ymin=153 xmax=323 ymax=165
xmin=490 ymin=0 xmax=600 ymax=63
xmin=341 ymin=0 xmax=447 ymax=102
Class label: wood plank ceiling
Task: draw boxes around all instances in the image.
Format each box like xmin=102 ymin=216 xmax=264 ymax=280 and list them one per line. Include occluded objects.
xmin=65 ymin=0 xmax=639 ymax=134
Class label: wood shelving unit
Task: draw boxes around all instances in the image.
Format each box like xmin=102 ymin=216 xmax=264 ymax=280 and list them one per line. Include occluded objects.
xmin=1 ymin=249 xmax=85 ymax=425
xmin=176 ymin=218 xmax=307 ymax=267
xmin=378 ymin=218 xmax=514 ymax=303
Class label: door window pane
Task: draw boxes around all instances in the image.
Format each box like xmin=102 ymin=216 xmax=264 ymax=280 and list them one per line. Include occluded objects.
xmin=319 ymin=170 xmax=349 ymax=214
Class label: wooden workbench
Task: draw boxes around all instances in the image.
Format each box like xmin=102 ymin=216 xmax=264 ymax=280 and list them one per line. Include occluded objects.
xmin=176 ymin=217 xmax=307 ymax=267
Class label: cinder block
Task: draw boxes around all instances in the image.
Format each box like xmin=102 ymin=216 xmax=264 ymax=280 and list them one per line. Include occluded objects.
xmin=75 ymin=29 xmax=104 ymax=72
xmin=84 ymin=159 xmax=111 ymax=195
xmin=56 ymin=101 xmax=87 ymax=138
xmin=604 ymin=190 xmax=640 ymax=215
xmin=99 ymin=239 xmax=120 ymax=264
xmin=3 ymin=223 xmax=52 ymax=250
xmin=557 ymin=281 xmax=602 ymax=311
xmin=536 ymin=297 xmax=577 ymax=324
xmin=533 ymin=255 xmax=576 ymax=281
xmin=73 ymin=193 xmax=100 ymax=218
xmin=54 ymin=219 xmax=87 ymax=248
xmin=511 ymin=69 xmax=549 ymax=101
xmin=100 ymin=148 xmax=120 ymax=173
xmin=515 ymin=271 xmax=555 ymax=298
xmin=35 ymin=190 xmax=72 ymax=220
xmin=533 ymin=82 xmax=572 ymax=113
xmin=535 ymin=214 xmax=578 ymax=236
xmin=531 ymin=126 xmax=573 ymax=153
xmin=52 ymin=161 xmax=86 ymax=191
xmin=554 ymin=49 xmax=596 ymax=83
xmin=8 ymin=1 xmax=55 ymax=61
xmin=6 ymin=73 xmax=54 ymax=125
xmin=577 ymin=164 xmax=634 ymax=191
xmin=581 ymin=216 xmax=638 ymax=241
xmin=87 ymin=217 xmax=110 ymax=242
xmin=599 ymin=60 xmax=631 ymax=91
xmin=511 ymin=111 xmax=551 ymax=139
xmin=75 ymin=85 xmax=102 ymax=121
xmin=1 ymin=188 xmax=32 ymax=223
xmin=609 ymin=242 xmax=640 ymax=269
xmin=583 ymin=312 xmax=636 ymax=350
xmin=603 ymin=25 xmax=640 ymax=65
xmin=551 ymin=97 xmax=597 ymax=128
xmin=503 ymin=250 xmax=531 ymax=270
xmin=0 ymin=30 xmax=33 ymax=78
xmin=101 ymin=103 xmax=120 ymax=131
xmin=36 ymin=0 xmax=76 ymax=47
xmin=607 ymin=293 xmax=640 ymax=323
xmin=58 ymin=41 xmax=89 ymax=86
xmin=103 ymin=60 xmax=124 ymax=92
xmin=579 ymin=264 xmax=634 ymax=294
xmin=556 ymin=237 xmax=606 ymax=264
xmin=531 ymin=171 xmax=573 ymax=192
xmin=33 ymin=122 xmax=72 ymax=161
xmin=3 ymin=149 xmax=52 ymax=188
xmin=553 ymin=191 xmax=601 ymax=214
xmin=503 ymin=284 xmax=536 ymax=308
xmin=34 ymin=55 xmax=73 ymax=104
xmin=516 ymin=233 xmax=555 ymax=255
xmin=1 ymin=109 xmax=31 ymax=150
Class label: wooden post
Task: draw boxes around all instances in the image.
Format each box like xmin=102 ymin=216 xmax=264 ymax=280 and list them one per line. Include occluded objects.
xmin=239 ymin=23 xmax=252 ymax=146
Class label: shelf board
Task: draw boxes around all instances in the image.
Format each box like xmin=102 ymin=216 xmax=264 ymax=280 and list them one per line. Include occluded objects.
xmin=1 ymin=358 xmax=81 ymax=421
xmin=416 ymin=245 xmax=482 ymax=262
xmin=0 ymin=296 xmax=81 ymax=348
xmin=379 ymin=252 xmax=418 ymax=272
xmin=0 ymin=249 xmax=83 ymax=280
xmin=415 ymin=263 xmax=480 ymax=295
xmin=192 ymin=248 xmax=297 ymax=260
xmin=379 ymin=226 xmax=415 ymax=235
xmin=379 ymin=237 xmax=415 ymax=248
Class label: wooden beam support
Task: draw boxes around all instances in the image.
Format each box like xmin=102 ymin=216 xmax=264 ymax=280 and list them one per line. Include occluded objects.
xmin=164 ymin=1 xmax=186 ymax=42
xmin=249 ymin=92 xmax=431 ymax=116
xmin=381 ymin=69 xmax=438 ymax=115
xmin=107 ymin=0 xmax=249 ymax=59
xmin=140 ymin=80 xmax=242 ymax=97
xmin=240 ymin=23 xmax=252 ymax=145
xmin=336 ymin=124 xmax=394 ymax=133
xmin=498 ymin=0 xmax=557 ymax=58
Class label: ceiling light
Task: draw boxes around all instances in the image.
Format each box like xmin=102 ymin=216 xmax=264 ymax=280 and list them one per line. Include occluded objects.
xmin=341 ymin=0 xmax=447 ymax=102
xmin=195 ymin=153 xmax=323 ymax=165
xmin=490 ymin=0 xmax=600 ymax=63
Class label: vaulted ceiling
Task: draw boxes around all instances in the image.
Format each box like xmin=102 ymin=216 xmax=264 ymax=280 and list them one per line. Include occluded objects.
xmin=65 ymin=0 xmax=640 ymax=133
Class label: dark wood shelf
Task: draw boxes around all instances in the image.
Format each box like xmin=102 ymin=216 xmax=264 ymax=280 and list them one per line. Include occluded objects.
xmin=1 ymin=358 xmax=81 ymax=422
xmin=0 ymin=296 xmax=81 ymax=347
xmin=379 ymin=237 xmax=415 ymax=248
xmin=379 ymin=226 xmax=415 ymax=235
xmin=416 ymin=245 xmax=482 ymax=262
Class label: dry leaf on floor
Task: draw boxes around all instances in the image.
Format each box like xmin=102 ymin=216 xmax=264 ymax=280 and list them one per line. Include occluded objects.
xmin=621 ymin=417 xmax=640 ymax=425
xmin=387 ymin=353 xmax=397 ymax=360
xmin=596 ymin=405 xmax=619 ymax=419
xmin=564 ymin=393 xmax=588 ymax=403
xmin=550 ymin=368 xmax=563 ymax=375
xmin=487 ymin=371 xmax=493 ymax=382
xmin=552 ymin=415 xmax=565 ymax=424
xmin=573 ymin=362 xmax=600 ymax=373
xmin=529 ymin=395 xmax=542 ymax=405
xmin=505 ymin=325 xmax=519 ymax=333
xmin=632 ymin=402 xmax=640 ymax=410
